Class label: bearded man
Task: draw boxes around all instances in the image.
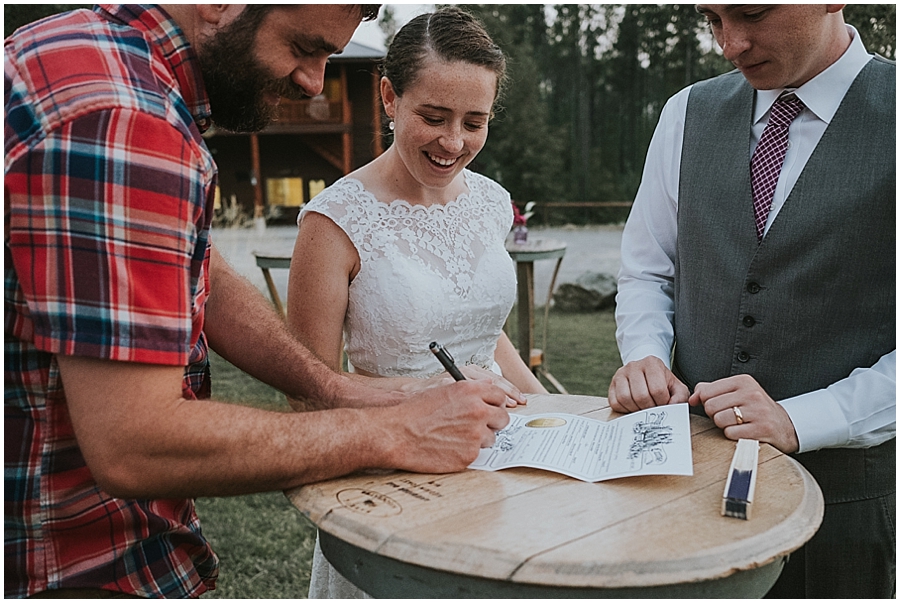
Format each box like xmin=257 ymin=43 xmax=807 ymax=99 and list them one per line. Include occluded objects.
xmin=5 ymin=5 xmax=514 ymax=597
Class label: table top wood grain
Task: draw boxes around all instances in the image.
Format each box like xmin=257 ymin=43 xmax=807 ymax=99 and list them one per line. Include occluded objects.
xmin=286 ymin=394 xmax=823 ymax=591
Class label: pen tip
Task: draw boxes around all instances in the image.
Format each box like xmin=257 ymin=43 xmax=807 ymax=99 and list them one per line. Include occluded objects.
xmin=429 ymin=342 xmax=438 ymax=350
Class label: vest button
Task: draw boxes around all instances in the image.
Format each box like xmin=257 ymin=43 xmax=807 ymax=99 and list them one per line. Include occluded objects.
xmin=747 ymin=282 xmax=761 ymax=294
xmin=737 ymin=351 xmax=750 ymax=363
xmin=742 ymin=315 xmax=756 ymax=328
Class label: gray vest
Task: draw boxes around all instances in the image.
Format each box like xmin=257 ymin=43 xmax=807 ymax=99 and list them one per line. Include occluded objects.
xmin=675 ymin=58 xmax=895 ymax=503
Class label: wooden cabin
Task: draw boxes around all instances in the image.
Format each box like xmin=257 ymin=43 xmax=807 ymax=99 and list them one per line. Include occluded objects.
xmin=205 ymin=41 xmax=385 ymax=223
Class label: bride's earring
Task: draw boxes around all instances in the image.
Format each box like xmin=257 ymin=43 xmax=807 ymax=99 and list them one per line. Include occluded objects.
xmin=389 ymin=120 xmax=395 ymax=131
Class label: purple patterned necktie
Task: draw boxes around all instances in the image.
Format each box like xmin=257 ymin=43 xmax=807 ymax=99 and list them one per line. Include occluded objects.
xmin=750 ymin=92 xmax=805 ymax=240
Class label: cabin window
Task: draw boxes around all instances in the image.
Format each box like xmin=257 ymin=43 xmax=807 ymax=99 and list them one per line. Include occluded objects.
xmin=309 ymin=179 xmax=326 ymax=200
xmin=266 ymin=177 xmax=305 ymax=207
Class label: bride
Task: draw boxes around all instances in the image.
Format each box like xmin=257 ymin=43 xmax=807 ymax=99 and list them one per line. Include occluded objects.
xmin=287 ymin=7 xmax=547 ymax=598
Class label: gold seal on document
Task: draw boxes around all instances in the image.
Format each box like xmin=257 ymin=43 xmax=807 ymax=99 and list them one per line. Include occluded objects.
xmin=525 ymin=417 xmax=567 ymax=428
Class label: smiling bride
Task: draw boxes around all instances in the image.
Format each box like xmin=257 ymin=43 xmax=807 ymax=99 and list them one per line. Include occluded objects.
xmin=285 ymin=6 xmax=547 ymax=598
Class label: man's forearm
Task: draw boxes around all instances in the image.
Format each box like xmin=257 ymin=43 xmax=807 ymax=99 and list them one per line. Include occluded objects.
xmin=204 ymin=244 xmax=402 ymax=409
xmin=780 ymin=350 xmax=897 ymax=452
xmin=59 ymin=355 xmax=508 ymax=500
xmin=614 ymin=278 xmax=676 ymax=366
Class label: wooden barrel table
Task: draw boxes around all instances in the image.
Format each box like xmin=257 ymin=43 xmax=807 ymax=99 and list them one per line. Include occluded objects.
xmin=286 ymin=394 xmax=823 ymax=598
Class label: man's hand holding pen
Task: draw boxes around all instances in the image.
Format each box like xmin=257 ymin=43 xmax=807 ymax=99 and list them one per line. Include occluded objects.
xmin=391 ymin=379 xmax=510 ymax=470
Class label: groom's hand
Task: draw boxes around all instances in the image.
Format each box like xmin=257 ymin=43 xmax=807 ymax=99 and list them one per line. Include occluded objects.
xmin=608 ymin=356 xmax=689 ymax=413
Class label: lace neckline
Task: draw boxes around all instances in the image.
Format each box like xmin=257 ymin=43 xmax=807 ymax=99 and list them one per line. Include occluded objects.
xmin=341 ymin=170 xmax=476 ymax=212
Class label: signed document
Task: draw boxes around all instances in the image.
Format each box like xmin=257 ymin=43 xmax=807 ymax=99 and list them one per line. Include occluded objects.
xmin=469 ymin=403 xmax=693 ymax=482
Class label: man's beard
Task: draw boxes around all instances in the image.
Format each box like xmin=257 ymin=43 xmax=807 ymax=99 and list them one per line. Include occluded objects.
xmin=196 ymin=12 xmax=308 ymax=133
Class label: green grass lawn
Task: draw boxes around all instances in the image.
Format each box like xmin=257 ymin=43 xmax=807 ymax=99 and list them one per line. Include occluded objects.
xmin=197 ymin=307 xmax=622 ymax=598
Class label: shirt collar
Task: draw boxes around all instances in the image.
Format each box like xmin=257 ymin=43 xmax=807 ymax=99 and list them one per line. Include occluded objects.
xmin=94 ymin=4 xmax=212 ymax=132
xmin=753 ymin=24 xmax=872 ymax=126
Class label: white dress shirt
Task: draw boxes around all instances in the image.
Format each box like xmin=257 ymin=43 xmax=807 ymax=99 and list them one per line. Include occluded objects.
xmin=616 ymin=26 xmax=895 ymax=453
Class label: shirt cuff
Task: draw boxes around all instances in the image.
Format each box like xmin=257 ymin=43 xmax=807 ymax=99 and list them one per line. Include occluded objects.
xmin=621 ymin=345 xmax=672 ymax=369
xmin=778 ymin=389 xmax=850 ymax=453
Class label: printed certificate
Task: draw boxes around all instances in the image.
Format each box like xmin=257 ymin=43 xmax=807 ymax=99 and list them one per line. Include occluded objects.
xmin=469 ymin=403 xmax=693 ymax=482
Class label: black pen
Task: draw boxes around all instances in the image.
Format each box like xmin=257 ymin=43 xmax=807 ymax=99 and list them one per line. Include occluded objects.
xmin=429 ymin=342 xmax=466 ymax=381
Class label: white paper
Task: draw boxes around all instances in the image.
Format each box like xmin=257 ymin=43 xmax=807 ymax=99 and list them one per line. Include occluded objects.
xmin=469 ymin=403 xmax=693 ymax=482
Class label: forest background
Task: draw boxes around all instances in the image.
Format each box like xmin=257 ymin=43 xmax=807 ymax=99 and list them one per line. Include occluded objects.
xmin=6 ymin=4 xmax=895 ymax=225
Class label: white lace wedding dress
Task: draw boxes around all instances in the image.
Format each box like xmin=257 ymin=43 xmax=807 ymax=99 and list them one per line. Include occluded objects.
xmin=298 ymin=169 xmax=517 ymax=598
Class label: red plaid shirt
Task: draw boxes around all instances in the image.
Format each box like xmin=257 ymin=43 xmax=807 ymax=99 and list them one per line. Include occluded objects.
xmin=5 ymin=5 xmax=219 ymax=597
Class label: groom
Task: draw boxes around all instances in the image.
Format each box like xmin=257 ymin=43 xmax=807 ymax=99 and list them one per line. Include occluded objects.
xmin=609 ymin=4 xmax=894 ymax=597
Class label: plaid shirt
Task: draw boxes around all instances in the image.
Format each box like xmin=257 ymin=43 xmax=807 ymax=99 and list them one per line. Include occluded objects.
xmin=5 ymin=5 xmax=219 ymax=597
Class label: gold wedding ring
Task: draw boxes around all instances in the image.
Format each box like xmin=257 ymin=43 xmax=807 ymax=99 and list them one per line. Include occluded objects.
xmin=732 ymin=406 xmax=744 ymax=425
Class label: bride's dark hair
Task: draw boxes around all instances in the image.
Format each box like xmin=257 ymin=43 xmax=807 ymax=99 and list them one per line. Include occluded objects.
xmin=381 ymin=7 xmax=507 ymax=104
